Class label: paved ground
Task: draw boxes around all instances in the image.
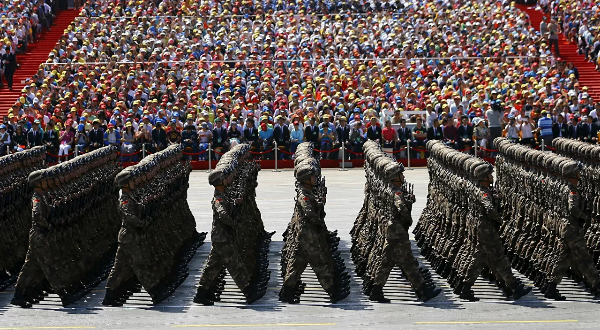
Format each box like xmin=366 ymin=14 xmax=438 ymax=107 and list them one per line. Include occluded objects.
xmin=1 ymin=168 xmax=599 ymax=330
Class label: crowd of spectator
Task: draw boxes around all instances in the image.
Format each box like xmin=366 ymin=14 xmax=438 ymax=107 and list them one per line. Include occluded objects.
xmin=540 ymin=0 xmax=600 ymax=71
xmin=0 ymin=0 xmax=599 ymax=164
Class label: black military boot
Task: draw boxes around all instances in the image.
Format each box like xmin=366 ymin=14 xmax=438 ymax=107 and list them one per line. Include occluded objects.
xmin=544 ymin=283 xmax=566 ymax=301
xmin=459 ymin=283 xmax=479 ymax=302
xmin=193 ymin=288 xmax=215 ymax=305
xmin=368 ymin=285 xmax=390 ymax=303
xmin=243 ymin=286 xmax=262 ymax=304
xmin=326 ymin=285 xmax=350 ymax=303
xmin=509 ymin=281 xmax=532 ymax=300
xmin=102 ymin=289 xmax=124 ymax=307
xmin=589 ymin=282 xmax=600 ymax=296
xmin=10 ymin=289 xmax=32 ymax=308
xmin=416 ymin=283 xmax=442 ymax=302
xmin=279 ymin=285 xmax=300 ymax=304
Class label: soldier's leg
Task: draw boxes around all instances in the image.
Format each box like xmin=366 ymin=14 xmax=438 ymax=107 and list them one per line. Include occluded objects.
xmin=283 ymin=249 xmax=309 ymax=289
xmin=390 ymin=229 xmax=426 ymax=289
xmin=299 ymin=231 xmax=335 ymax=290
xmin=564 ymin=225 xmax=600 ymax=286
xmin=198 ymin=249 xmax=224 ymax=289
xmin=105 ymin=247 xmax=135 ymax=291
xmin=479 ymin=230 xmax=518 ymax=287
xmin=372 ymin=248 xmax=395 ymax=288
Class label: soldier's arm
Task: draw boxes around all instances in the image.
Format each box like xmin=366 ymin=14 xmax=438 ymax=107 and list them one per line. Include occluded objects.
xmin=299 ymin=195 xmax=321 ymax=224
xmin=214 ymin=198 xmax=235 ymax=227
xmin=481 ymin=193 xmax=502 ymax=224
xmin=568 ymin=191 xmax=588 ymax=220
xmin=393 ymin=192 xmax=413 ymax=227
xmin=31 ymin=195 xmax=49 ymax=228
xmin=120 ymin=199 xmax=147 ymax=228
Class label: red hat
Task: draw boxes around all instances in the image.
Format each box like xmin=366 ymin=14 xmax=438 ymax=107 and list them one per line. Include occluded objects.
xmin=107 ymin=123 xmax=115 ymax=128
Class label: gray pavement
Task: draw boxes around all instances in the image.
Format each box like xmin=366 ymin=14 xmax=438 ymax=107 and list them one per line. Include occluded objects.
xmin=0 ymin=168 xmax=599 ymax=330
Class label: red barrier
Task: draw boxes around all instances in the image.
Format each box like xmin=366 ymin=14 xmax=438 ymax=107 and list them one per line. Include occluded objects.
xmin=313 ymin=148 xmax=341 ymax=153
xmin=46 ymin=151 xmax=74 ymax=158
xmin=182 ymin=150 xmax=208 ymax=156
xmin=116 ymin=151 xmax=142 ymax=157
xmin=479 ymin=147 xmax=499 ymax=152
xmin=249 ymin=148 xmax=274 ymax=155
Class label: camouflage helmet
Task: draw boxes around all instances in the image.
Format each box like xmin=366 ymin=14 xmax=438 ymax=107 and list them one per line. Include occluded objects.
xmin=295 ymin=158 xmax=318 ymax=182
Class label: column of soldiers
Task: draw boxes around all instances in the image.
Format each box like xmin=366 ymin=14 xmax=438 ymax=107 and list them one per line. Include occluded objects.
xmin=194 ymin=144 xmax=273 ymax=305
xmin=279 ymin=142 xmax=349 ymax=304
xmin=553 ymin=138 xmax=600 ymax=270
xmin=0 ymin=146 xmax=46 ymax=291
xmin=104 ymin=144 xmax=206 ymax=306
xmin=414 ymin=140 xmax=531 ymax=301
xmin=351 ymin=140 xmax=440 ymax=303
xmin=495 ymin=137 xmax=600 ymax=300
xmin=11 ymin=146 xmax=122 ymax=308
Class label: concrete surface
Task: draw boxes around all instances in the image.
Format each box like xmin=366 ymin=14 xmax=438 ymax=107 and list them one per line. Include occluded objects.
xmin=0 ymin=169 xmax=599 ymax=330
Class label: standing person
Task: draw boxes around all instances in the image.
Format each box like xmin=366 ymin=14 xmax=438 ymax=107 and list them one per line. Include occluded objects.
xmin=58 ymin=123 xmax=74 ymax=162
xmin=304 ymin=117 xmax=320 ymax=146
xmin=367 ymin=117 xmax=382 ymax=142
xmin=504 ymin=116 xmax=521 ymax=143
xmin=318 ymin=124 xmax=335 ymax=160
xmin=120 ymin=122 xmax=137 ymax=161
xmin=290 ymin=120 xmax=304 ymax=155
xmin=197 ymin=123 xmax=212 ymax=161
xmin=3 ymin=46 xmax=16 ymax=90
xmin=0 ymin=124 xmax=11 ymax=155
xmin=273 ymin=116 xmax=291 ymax=160
xmin=520 ymin=116 xmax=535 ymax=147
xmin=27 ymin=120 xmax=44 ymax=147
xmin=182 ymin=124 xmax=199 ymax=160
xmin=552 ymin=114 xmax=570 ymax=139
xmin=227 ymin=121 xmax=242 ymax=148
xmin=335 ymin=116 xmax=350 ymax=160
xmin=12 ymin=125 xmax=27 ymax=152
xmin=75 ymin=124 xmax=88 ymax=155
xmin=411 ymin=117 xmax=427 ymax=157
xmin=426 ymin=118 xmax=444 ymax=141
xmin=350 ymin=120 xmax=366 ymax=158
xmin=43 ymin=121 xmax=59 ymax=162
xmin=212 ymin=118 xmax=228 ymax=160
xmin=243 ymin=118 xmax=260 ymax=151
xmin=151 ymin=122 xmax=167 ymax=152
xmin=258 ymin=122 xmax=274 ymax=160
xmin=486 ymin=95 xmax=504 ymax=155
xmin=166 ymin=120 xmax=181 ymax=145
xmin=457 ymin=115 xmax=474 ymax=152
xmin=88 ymin=119 xmax=104 ymax=151
xmin=548 ymin=19 xmax=560 ymax=57
xmin=473 ymin=118 xmax=490 ymax=157
xmin=104 ymin=123 xmax=121 ymax=147
xmin=537 ymin=110 xmax=554 ymax=147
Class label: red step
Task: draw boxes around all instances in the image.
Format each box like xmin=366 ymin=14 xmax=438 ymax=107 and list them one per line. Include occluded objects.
xmin=517 ymin=5 xmax=600 ymax=100
xmin=0 ymin=9 xmax=80 ymax=121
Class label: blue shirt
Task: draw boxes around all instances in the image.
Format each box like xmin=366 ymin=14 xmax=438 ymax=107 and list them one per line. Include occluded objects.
xmin=291 ymin=127 xmax=304 ymax=142
xmin=259 ymin=127 xmax=273 ymax=140
xmin=538 ymin=116 xmax=553 ymax=137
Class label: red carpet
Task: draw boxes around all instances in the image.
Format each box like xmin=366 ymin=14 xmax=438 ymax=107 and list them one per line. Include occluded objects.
xmin=0 ymin=9 xmax=80 ymax=120
xmin=517 ymin=5 xmax=600 ymax=101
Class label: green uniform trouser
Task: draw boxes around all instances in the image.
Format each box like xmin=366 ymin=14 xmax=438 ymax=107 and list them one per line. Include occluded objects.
xmin=549 ymin=224 xmax=600 ymax=285
xmin=105 ymin=246 xmax=135 ymax=291
xmin=283 ymin=227 xmax=335 ymax=290
xmin=198 ymin=241 xmax=251 ymax=291
xmin=373 ymin=225 xmax=425 ymax=289
xmin=464 ymin=224 xmax=517 ymax=287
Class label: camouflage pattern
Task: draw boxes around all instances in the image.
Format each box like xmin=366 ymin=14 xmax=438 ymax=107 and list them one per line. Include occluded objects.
xmin=352 ymin=140 xmax=440 ymax=303
xmin=0 ymin=146 xmax=46 ymax=291
xmin=414 ymin=140 xmax=530 ymax=301
xmin=495 ymin=137 xmax=600 ymax=300
xmin=11 ymin=146 xmax=121 ymax=308
xmin=194 ymin=144 xmax=273 ymax=305
xmin=103 ymin=144 xmax=206 ymax=306
xmin=279 ymin=142 xmax=349 ymax=304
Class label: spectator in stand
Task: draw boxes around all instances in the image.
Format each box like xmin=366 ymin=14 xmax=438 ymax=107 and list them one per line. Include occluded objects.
xmin=537 ymin=110 xmax=554 ymax=147
xmin=182 ymin=124 xmax=199 ymax=160
xmin=520 ymin=116 xmax=536 ymax=147
xmin=473 ymin=117 xmax=490 ymax=157
xmin=305 ymin=117 xmax=320 ymax=147
xmin=552 ymin=113 xmax=570 ymax=139
xmin=457 ymin=115 xmax=474 ymax=152
xmin=443 ymin=116 xmax=458 ymax=149
xmin=579 ymin=115 xmax=598 ymax=143
xmin=88 ymin=120 xmax=104 ymax=151
xmin=103 ymin=123 xmax=120 ymax=148
xmin=12 ymin=124 xmax=27 ymax=152
xmin=367 ymin=117 xmax=382 ymax=142
xmin=319 ymin=124 xmax=335 ymax=160
xmin=75 ymin=123 xmax=88 ymax=155
xmin=227 ymin=120 xmax=242 ymax=148
xmin=244 ymin=118 xmax=260 ymax=152
xmin=27 ymin=120 xmax=44 ymax=148
xmin=121 ymin=122 xmax=137 ymax=161
xmin=58 ymin=120 xmax=74 ymax=162
xmin=290 ymin=120 xmax=303 ymax=155
xmin=504 ymin=116 xmax=521 ymax=143
xmin=166 ymin=120 xmax=181 ymax=146
xmin=212 ymin=118 xmax=228 ymax=160
xmin=411 ymin=117 xmax=427 ymax=157
xmin=3 ymin=45 xmax=16 ymax=90
xmin=259 ymin=122 xmax=274 ymax=160
xmin=427 ymin=118 xmax=444 ymax=141
xmin=152 ymin=122 xmax=167 ymax=152
xmin=0 ymin=124 xmax=8 ymax=155
xmin=273 ymin=115 xmax=290 ymax=160
xmin=197 ymin=122 xmax=212 ymax=161
xmin=350 ymin=120 xmax=366 ymax=159
xmin=335 ymin=116 xmax=350 ymax=160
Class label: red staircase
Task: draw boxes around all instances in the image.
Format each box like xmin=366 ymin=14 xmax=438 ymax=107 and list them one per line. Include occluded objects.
xmin=517 ymin=5 xmax=600 ymax=101
xmin=0 ymin=9 xmax=80 ymax=120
